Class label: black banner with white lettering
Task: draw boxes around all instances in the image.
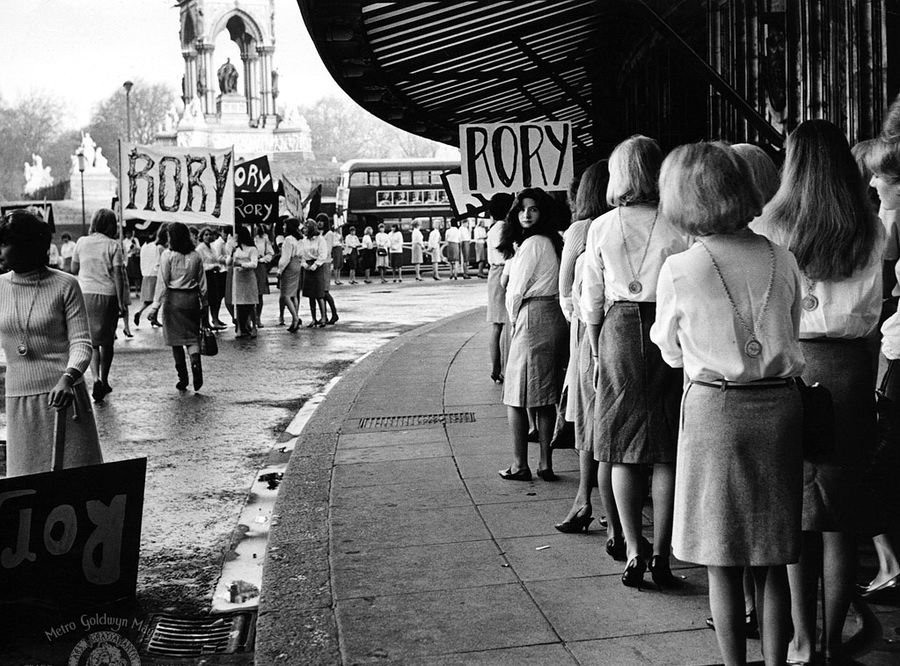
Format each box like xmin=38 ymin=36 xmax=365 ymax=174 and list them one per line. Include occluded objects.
xmin=0 ymin=458 xmax=146 ymax=608
xmin=234 ymin=155 xmax=274 ymax=193
xmin=235 ymin=192 xmax=279 ymax=227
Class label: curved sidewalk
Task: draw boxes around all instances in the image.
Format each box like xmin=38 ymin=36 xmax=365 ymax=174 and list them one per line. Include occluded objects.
xmin=254 ymin=308 xmax=895 ymax=665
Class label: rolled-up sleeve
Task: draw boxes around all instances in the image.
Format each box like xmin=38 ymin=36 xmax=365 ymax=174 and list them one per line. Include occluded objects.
xmin=649 ymin=260 xmax=683 ymax=369
xmin=505 ymin=242 xmax=539 ymax=323
xmin=580 ymin=222 xmax=606 ymax=325
xmin=64 ymin=279 xmax=94 ymax=372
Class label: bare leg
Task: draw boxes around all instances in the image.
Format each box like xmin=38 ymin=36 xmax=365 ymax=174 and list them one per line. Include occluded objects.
xmin=490 ymin=323 xmax=504 ymax=378
xmin=559 ymin=450 xmax=598 ymax=521
xmin=822 ymin=531 xmax=856 ymax=659
xmin=750 ymin=565 xmax=791 ymax=666
xmin=506 ymin=406 xmax=530 ymax=472
xmin=709 ymin=565 xmax=748 ymax=666
xmin=98 ymin=344 xmax=114 ymax=387
xmin=787 ymin=532 xmax=820 ymax=664
xmin=598 ymin=462 xmax=623 ymax=539
xmin=283 ymin=294 xmax=299 ymax=327
xmin=868 ymin=534 xmax=900 ymax=586
xmin=325 ymin=293 xmax=339 ymax=323
xmin=535 ymin=404 xmax=554 ymax=473
xmin=651 ymin=463 xmax=675 ymax=557
xmin=611 ymin=463 xmax=646 ymax=561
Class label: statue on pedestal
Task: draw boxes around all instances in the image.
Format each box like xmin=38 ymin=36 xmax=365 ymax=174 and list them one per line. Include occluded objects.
xmin=217 ymin=58 xmax=238 ymax=94
xmin=23 ymin=154 xmax=53 ymax=195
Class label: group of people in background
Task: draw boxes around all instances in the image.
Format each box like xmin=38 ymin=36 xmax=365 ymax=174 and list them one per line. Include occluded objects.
xmin=487 ymin=107 xmax=900 ymax=665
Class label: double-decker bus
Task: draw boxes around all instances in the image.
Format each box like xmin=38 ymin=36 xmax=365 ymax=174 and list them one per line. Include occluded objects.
xmin=335 ymin=158 xmax=460 ymax=234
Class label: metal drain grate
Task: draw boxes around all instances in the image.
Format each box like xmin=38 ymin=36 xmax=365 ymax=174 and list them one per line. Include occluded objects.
xmin=358 ymin=412 xmax=476 ymax=429
xmin=140 ymin=611 xmax=255 ymax=657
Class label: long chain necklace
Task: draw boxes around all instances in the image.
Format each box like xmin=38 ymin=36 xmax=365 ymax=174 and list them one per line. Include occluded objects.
xmin=698 ymin=238 xmax=776 ymax=358
xmin=801 ymin=274 xmax=819 ymax=311
xmin=13 ymin=271 xmax=45 ymax=357
xmin=618 ymin=206 xmax=659 ymax=295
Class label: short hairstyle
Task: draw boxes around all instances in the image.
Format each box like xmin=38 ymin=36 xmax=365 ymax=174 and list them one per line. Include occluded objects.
xmin=348 ymin=226 xmax=356 ymax=234
xmin=0 ymin=209 xmax=52 ymax=269
xmin=487 ymin=192 xmax=514 ymax=220
xmin=61 ymin=232 xmax=71 ymax=241
xmin=607 ymin=135 xmax=662 ymax=206
xmin=363 ymin=226 xmax=373 ymax=235
xmin=574 ymin=159 xmax=610 ymax=220
xmin=731 ymin=143 xmax=779 ymax=204
xmin=851 ymin=138 xmax=878 ymax=181
xmin=90 ymin=208 xmax=118 ymax=238
xmin=167 ymin=222 xmax=194 ymax=254
xmin=866 ymin=138 xmax=900 ymax=183
xmin=236 ymin=224 xmax=253 ymax=246
xmin=659 ymin=142 xmax=762 ymax=236
xmin=316 ymin=213 xmax=329 ymax=224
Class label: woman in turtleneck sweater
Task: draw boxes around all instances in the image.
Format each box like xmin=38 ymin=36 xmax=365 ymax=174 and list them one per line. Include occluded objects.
xmin=0 ymin=209 xmax=102 ymax=476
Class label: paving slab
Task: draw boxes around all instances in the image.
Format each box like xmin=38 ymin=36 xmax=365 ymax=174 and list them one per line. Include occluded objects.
xmin=338 ymin=428 xmax=448 ymax=449
xmin=332 ymin=456 xmax=461 ymax=488
xmin=566 ymin=630 xmax=724 ymax=665
xmin=467 ymin=476 xmax=582 ymax=505
xmin=334 ymin=439 xmax=452 ymax=464
xmin=331 ymin=481 xmax=474 ymax=512
xmin=417 ymin=644 xmax=579 ymax=665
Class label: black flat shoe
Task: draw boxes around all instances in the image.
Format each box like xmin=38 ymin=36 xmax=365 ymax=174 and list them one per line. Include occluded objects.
xmin=490 ymin=372 xmax=503 ymax=384
xmin=555 ymin=506 xmax=593 ymax=533
xmin=536 ymin=468 xmax=557 ymax=482
xmin=622 ymin=556 xmax=646 ymax=589
xmin=606 ymin=535 xmax=626 ymax=561
xmin=648 ymin=555 xmax=682 ymax=589
xmin=498 ymin=466 xmax=532 ymax=481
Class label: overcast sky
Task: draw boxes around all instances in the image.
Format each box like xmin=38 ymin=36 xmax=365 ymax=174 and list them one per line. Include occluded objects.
xmin=0 ymin=0 xmax=347 ymax=129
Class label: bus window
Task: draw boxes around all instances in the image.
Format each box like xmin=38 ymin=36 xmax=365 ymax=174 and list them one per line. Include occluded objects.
xmin=400 ymin=218 xmax=414 ymax=230
xmin=367 ymin=172 xmax=380 ymax=186
xmin=430 ymin=171 xmax=446 ymax=184
xmin=350 ymin=172 xmax=367 ymax=187
xmin=413 ymin=171 xmax=430 ymax=185
xmin=399 ymin=171 xmax=412 ymax=186
xmin=382 ymin=171 xmax=400 ymax=186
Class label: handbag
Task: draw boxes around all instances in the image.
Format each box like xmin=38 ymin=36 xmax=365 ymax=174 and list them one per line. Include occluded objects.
xmin=796 ymin=377 xmax=835 ymax=457
xmin=377 ymin=247 xmax=388 ymax=256
xmin=199 ymin=327 xmax=218 ymax=356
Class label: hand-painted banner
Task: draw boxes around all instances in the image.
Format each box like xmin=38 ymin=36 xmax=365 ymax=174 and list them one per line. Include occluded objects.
xmin=236 ymin=192 xmax=279 ymax=227
xmin=281 ymin=175 xmax=303 ymax=217
xmin=439 ymin=170 xmax=490 ymax=221
xmin=234 ymin=155 xmax=274 ymax=193
xmin=118 ymin=143 xmax=235 ymax=226
xmin=459 ymin=121 xmax=574 ymax=195
xmin=1 ymin=202 xmax=55 ymax=232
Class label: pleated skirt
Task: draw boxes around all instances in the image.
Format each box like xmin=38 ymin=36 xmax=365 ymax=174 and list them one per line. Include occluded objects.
xmin=673 ymin=381 xmax=803 ymax=566
xmin=162 ymin=289 xmax=201 ymax=346
xmin=5 ymin=383 xmax=102 ymax=477
xmin=594 ymin=301 xmax=681 ymax=464
xmin=799 ymin=338 xmax=876 ymax=532
xmin=503 ymin=298 xmax=568 ymax=408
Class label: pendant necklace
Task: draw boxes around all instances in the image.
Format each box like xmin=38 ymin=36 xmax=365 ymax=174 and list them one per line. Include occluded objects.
xmin=14 ymin=271 xmax=45 ymax=357
xmin=618 ymin=206 xmax=658 ymax=295
xmin=698 ymin=238 xmax=775 ymax=359
xmin=801 ymin=274 xmax=819 ymax=311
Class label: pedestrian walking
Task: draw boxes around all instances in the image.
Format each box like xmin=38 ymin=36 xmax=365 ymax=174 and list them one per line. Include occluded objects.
xmin=134 ymin=227 xmax=167 ymax=327
xmin=147 ymin=222 xmax=208 ymax=392
xmin=0 ymin=209 xmax=102 ymax=476
xmin=227 ymin=225 xmax=260 ymax=338
xmin=581 ymin=135 xmax=691 ymax=588
xmin=71 ymin=208 xmax=127 ymax=403
xmin=497 ymin=188 xmax=568 ymax=483
xmin=317 ymin=214 xmax=340 ymax=324
xmin=196 ymin=227 xmax=227 ymax=329
xmin=652 ymin=141 xmax=805 ymax=666
xmin=753 ymin=120 xmax=884 ymax=665
xmin=276 ymin=217 xmax=304 ymax=331
xmin=60 ymin=232 xmax=76 ymax=273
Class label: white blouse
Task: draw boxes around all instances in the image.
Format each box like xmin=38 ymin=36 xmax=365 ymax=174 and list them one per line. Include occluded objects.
xmin=344 ymin=234 xmax=362 ymax=251
xmin=581 ymin=204 xmax=692 ymax=325
xmin=505 ymin=235 xmax=560 ymax=322
xmin=389 ymin=231 xmax=404 ymax=253
xmin=445 ymin=226 xmax=461 ymax=243
xmin=486 ymin=220 xmax=505 ymax=265
xmin=428 ymin=229 xmax=442 ymax=252
xmin=375 ymin=232 xmax=390 ymax=250
xmin=277 ymin=236 xmax=298 ymax=272
xmin=362 ymin=235 xmax=374 ymax=250
xmin=411 ymin=228 xmax=424 ymax=246
xmin=650 ymin=232 xmax=806 ymax=383
xmin=752 ymin=215 xmax=885 ymax=339
xmin=297 ymin=236 xmax=328 ymax=268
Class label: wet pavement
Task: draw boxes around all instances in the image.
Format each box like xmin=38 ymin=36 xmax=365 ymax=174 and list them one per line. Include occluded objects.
xmin=0 ymin=276 xmax=485 ymax=664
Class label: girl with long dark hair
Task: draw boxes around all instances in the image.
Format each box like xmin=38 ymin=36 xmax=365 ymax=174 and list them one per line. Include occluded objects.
xmin=227 ymin=225 xmax=260 ymax=338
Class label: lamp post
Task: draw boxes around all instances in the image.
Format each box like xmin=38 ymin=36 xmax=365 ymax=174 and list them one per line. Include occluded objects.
xmin=76 ymin=148 xmax=87 ymax=236
xmin=123 ymin=80 xmax=133 ymax=142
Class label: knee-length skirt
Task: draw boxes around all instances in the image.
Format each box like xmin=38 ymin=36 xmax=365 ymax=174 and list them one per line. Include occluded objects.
xmin=594 ymin=301 xmax=682 ymax=464
xmin=280 ymin=257 xmax=303 ymax=297
xmin=5 ymin=383 xmax=102 ymax=477
xmin=486 ymin=264 xmax=508 ymax=324
xmin=255 ymin=261 xmax=270 ymax=295
xmin=446 ymin=242 xmax=460 ymax=262
xmin=232 ymin=267 xmax=258 ymax=305
xmin=83 ymin=292 xmax=119 ymax=347
xmin=162 ymin=288 xmax=201 ymax=346
xmin=503 ymin=297 xmax=568 ymax=408
xmin=346 ymin=248 xmax=359 ymax=271
xmin=224 ymin=266 xmax=234 ymax=306
xmin=411 ymin=244 xmax=424 ymax=264
xmin=800 ymin=338 xmax=876 ymax=532
xmin=375 ymin=251 xmax=390 ymax=269
xmin=565 ymin=319 xmax=596 ymax=453
xmin=302 ymin=263 xmax=327 ymax=299
xmin=360 ymin=248 xmax=375 ymax=272
xmin=673 ymin=381 xmax=803 ymax=566
xmin=140 ymin=275 xmax=157 ymax=304
xmin=331 ymin=246 xmax=344 ymax=270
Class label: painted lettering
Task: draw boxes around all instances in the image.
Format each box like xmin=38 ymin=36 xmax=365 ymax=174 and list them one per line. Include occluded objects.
xmin=465 ymin=127 xmax=493 ymax=190
xmin=158 ymin=156 xmax=184 ymax=212
xmin=209 ymin=153 xmax=233 ymax=218
xmin=520 ymin=124 xmax=547 ymax=188
xmin=43 ymin=503 xmax=77 ymax=556
xmin=127 ymin=149 xmax=156 ymax=212
xmin=185 ymin=155 xmax=208 ymax=213
xmin=82 ymin=494 xmax=127 ymax=585
xmin=545 ymin=123 xmax=570 ymax=186
xmin=492 ymin=125 xmax=518 ymax=188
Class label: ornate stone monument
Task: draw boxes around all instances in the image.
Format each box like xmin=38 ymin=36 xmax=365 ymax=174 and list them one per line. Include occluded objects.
xmin=23 ymin=154 xmax=54 ymax=195
xmin=155 ymin=0 xmax=313 ymax=158
xmin=69 ymin=133 xmax=118 ymax=203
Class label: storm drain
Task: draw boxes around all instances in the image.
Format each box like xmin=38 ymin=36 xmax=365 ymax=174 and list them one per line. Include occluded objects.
xmin=358 ymin=412 xmax=476 ymax=429
xmin=140 ymin=611 xmax=256 ymax=657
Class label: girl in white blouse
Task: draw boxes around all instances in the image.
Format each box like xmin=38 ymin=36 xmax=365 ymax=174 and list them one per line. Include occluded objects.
xmin=581 ymin=135 xmax=691 ymax=589
xmin=343 ymin=227 xmax=362 ymax=284
xmin=374 ymin=223 xmax=391 ymax=283
xmin=753 ymin=120 xmax=883 ymax=664
xmin=496 ymin=188 xmax=567 ymax=483
xmin=361 ymin=226 xmax=375 ymax=284
xmin=651 ymin=142 xmax=805 ymax=666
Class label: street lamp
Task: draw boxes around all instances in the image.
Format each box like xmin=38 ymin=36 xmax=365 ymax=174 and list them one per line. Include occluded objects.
xmin=76 ymin=148 xmax=87 ymax=236
xmin=123 ymin=80 xmax=133 ymax=142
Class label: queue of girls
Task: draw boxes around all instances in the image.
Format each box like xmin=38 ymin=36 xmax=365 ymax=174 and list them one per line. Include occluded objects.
xmin=492 ymin=118 xmax=900 ymax=665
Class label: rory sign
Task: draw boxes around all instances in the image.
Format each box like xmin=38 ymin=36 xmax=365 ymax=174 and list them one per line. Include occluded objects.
xmin=459 ymin=121 xmax=574 ymax=196
xmin=118 ymin=143 xmax=235 ymax=226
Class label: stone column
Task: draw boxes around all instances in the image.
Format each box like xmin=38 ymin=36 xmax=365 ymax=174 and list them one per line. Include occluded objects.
xmin=245 ymin=54 xmax=261 ymax=122
xmin=258 ymin=46 xmax=275 ymax=122
xmin=197 ymin=43 xmax=216 ymax=116
xmin=182 ymin=48 xmax=198 ymax=107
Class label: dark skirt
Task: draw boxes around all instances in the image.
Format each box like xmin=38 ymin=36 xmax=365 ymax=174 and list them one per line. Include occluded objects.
xmin=594 ymin=301 xmax=682 ymax=464
xmin=280 ymin=257 xmax=302 ymax=297
xmin=799 ymin=338 xmax=876 ymax=532
xmin=862 ymin=359 xmax=900 ymax=536
xmin=503 ymin=298 xmax=568 ymax=408
xmin=332 ymin=246 xmax=344 ymax=270
xmin=346 ymin=248 xmax=359 ymax=271
xmin=390 ymin=252 xmax=403 ymax=269
xmin=302 ymin=263 xmax=327 ymax=299
xmin=224 ymin=266 xmax=234 ymax=306
xmin=83 ymin=293 xmax=119 ymax=347
xmin=205 ymin=269 xmax=222 ymax=307
xmin=255 ymin=261 xmax=270 ymax=295
xmin=446 ymin=242 xmax=460 ymax=262
xmin=162 ymin=289 xmax=201 ymax=347
xmin=361 ymin=248 xmax=375 ymax=272
xmin=674 ymin=381 xmax=803 ymax=566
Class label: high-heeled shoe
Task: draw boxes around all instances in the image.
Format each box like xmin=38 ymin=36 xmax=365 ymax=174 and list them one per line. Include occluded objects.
xmin=648 ymin=555 xmax=681 ymax=589
xmin=859 ymin=572 xmax=900 ymax=598
xmin=555 ymin=506 xmax=593 ymax=533
xmin=536 ymin=468 xmax=557 ymax=482
xmin=622 ymin=556 xmax=646 ymax=589
xmin=606 ymin=535 xmax=626 ymax=561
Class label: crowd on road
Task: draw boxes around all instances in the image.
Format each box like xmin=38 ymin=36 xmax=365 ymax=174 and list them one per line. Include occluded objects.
xmin=486 ymin=111 xmax=900 ymax=665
